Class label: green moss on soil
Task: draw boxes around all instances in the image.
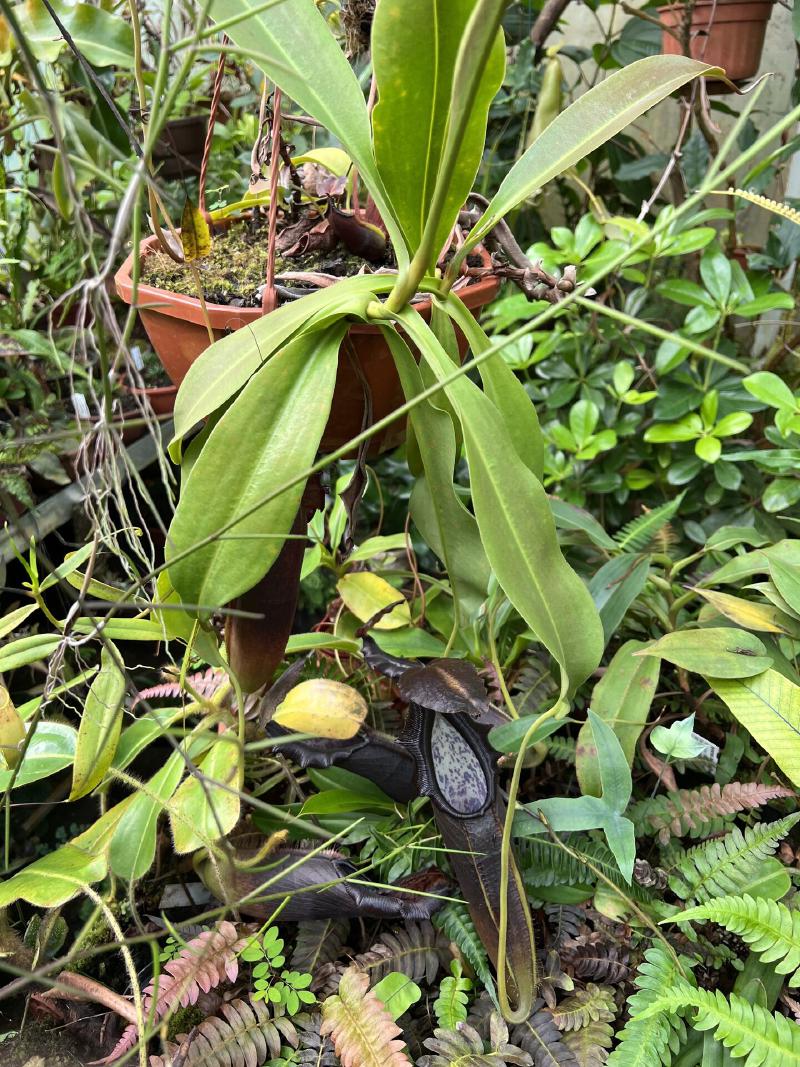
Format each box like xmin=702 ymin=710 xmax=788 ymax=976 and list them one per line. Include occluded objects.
xmin=141 ymin=219 xmax=371 ymax=307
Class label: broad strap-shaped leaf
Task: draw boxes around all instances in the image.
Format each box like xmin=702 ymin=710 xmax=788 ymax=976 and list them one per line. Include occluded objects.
xmin=371 ymin=0 xmax=504 ymax=260
xmin=396 ymin=311 xmax=603 ymax=701
xmin=210 ymin=0 xmax=408 ymax=267
xmin=109 ymin=751 xmax=185 ymax=880
xmin=167 ymin=322 xmax=345 ymax=611
xmin=170 ymin=276 xmax=385 ymax=456
xmin=708 ymin=670 xmax=800 ymax=786
xmin=459 ymin=56 xmax=721 ymax=262
xmin=382 ymin=327 xmax=490 ymax=621
xmin=69 ymin=646 xmax=126 ymax=800
xmin=639 ymin=627 xmax=773 ymax=678
xmin=576 ymin=639 xmax=659 ymax=797
xmin=440 ymin=293 xmax=544 ymax=480
xmin=0 ymin=795 xmax=134 ymax=907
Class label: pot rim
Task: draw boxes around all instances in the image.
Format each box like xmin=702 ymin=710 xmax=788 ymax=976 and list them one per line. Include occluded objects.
xmin=114 ymin=230 xmax=499 ymax=332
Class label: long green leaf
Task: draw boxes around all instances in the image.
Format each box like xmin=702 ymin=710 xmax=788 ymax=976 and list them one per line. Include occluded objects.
xmin=382 ymin=327 xmax=490 ymax=622
xmin=709 ymin=670 xmax=800 ymax=787
xmin=109 ymin=752 xmax=185 ymax=881
xmin=576 ymin=639 xmax=659 ymax=797
xmin=168 ymin=323 xmax=345 ymax=610
xmin=371 ymin=0 xmax=504 ymax=260
xmin=440 ymin=293 xmax=544 ymax=479
xmin=69 ymin=646 xmax=126 ymax=801
xmin=460 ymin=56 xmax=721 ymax=260
xmin=170 ymin=276 xmax=386 ymax=456
xmin=210 ymin=0 xmax=408 ymax=268
xmin=397 ymin=310 xmax=603 ymax=700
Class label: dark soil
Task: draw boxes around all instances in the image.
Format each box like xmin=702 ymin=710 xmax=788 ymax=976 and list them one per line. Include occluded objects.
xmin=141 ymin=217 xmax=375 ymax=307
xmin=0 ymin=1025 xmax=94 ymax=1067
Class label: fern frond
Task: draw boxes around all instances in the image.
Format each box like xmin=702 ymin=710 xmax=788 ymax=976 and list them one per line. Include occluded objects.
xmin=434 ymin=962 xmax=472 ymax=1030
xmin=510 ymin=1000 xmax=579 ymax=1066
xmin=520 ymin=838 xmax=652 ymax=903
xmin=562 ymin=1018 xmax=614 ymax=1067
xmin=132 ymin=667 xmax=226 ymax=709
xmin=636 ymin=983 xmax=800 ymax=1067
xmin=722 ymin=188 xmax=800 ymax=227
xmin=320 ymin=967 xmax=411 ymax=1067
xmin=545 ymin=906 xmax=585 ymax=949
xmin=552 ymin=986 xmax=615 ymax=1033
xmin=614 ymin=497 xmax=683 ymax=553
xmin=675 ymin=893 xmax=800 ymax=985
xmin=148 ymin=997 xmax=298 ymax=1067
xmin=292 ymin=919 xmax=350 ymax=974
xmin=565 ymin=943 xmax=630 ymax=984
xmin=434 ymin=902 xmax=496 ymax=995
xmin=100 ymin=921 xmax=247 ymax=1064
xmin=292 ymin=1012 xmax=340 ymax=1066
xmin=546 ymin=736 xmax=577 ymax=764
xmin=630 ymin=782 xmax=795 ymax=843
xmin=420 ymin=1014 xmax=533 ymax=1066
xmin=667 ymin=814 xmax=800 ymax=902
xmin=353 ymin=920 xmax=446 ymax=985
xmin=607 ymin=946 xmax=695 ymax=1067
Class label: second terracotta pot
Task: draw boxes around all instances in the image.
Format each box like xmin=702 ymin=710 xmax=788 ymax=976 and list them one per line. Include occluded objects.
xmin=658 ymin=0 xmax=774 ymax=84
xmin=114 ymin=236 xmax=499 ymax=455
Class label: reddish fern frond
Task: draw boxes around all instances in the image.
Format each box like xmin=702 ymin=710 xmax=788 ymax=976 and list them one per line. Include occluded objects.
xmin=630 ymin=782 xmax=795 ymax=843
xmin=320 ymin=967 xmax=411 ymax=1067
xmin=132 ymin=667 xmax=226 ymax=708
xmin=95 ymin=921 xmax=248 ymax=1064
xmin=148 ymin=997 xmax=299 ymax=1067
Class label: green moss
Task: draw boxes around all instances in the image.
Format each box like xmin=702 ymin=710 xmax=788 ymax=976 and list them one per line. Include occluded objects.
xmin=166 ymin=1004 xmax=207 ymax=1041
xmin=141 ymin=218 xmax=369 ymax=307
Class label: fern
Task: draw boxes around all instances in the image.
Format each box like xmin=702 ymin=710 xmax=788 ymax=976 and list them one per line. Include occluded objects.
xmin=562 ymin=1019 xmax=614 ymax=1067
xmin=607 ymin=946 xmax=695 ymax=1067
xmin=291 ymin=1012 xmax=340 ymax=1065
xmin=419 ymin=1014 xmax=533 ymax=1066
xmin=434 ymin=902 xmax=496 ymax=997
xmin=675 ymin=893 xmax=800 ymax=985
xmin=520 ymin=838 xmax=652 ymax=903
xmin=100 ymin=921 xmax=247 ymax=1064
xmin=635 ymin=983 xmax=800 ymax=1066
xmin=546 ymin=736 xmax=577 ymax=764
xmin=148 ymin=997 xmax=298 ymax=1067
xmin=565 ymin=943 xmax=629 ymax=984
xmin=320 ymin=967 xmax=411 ymax=1067
xmin=614 ymin=497 xmax=683 ymax=553
xmin=434 ymin=961 xmax=473 ymax=1030
xmin=722 ymin=188 xmax=800 ymax=227
xmin=292 ymin=920 xmax=350 ymax=974
xmin=629 ymin=783 xmax=794 ymax=843
xmin=668 ymin=814 xmax=800 ymax=902
xmin=552 ymin=986 xmax=615 ymax=1034
xmin=510 ymin=1000 xmax=579 ymax=1066
xmin=354 ymin=920 xmax=446 ymax=985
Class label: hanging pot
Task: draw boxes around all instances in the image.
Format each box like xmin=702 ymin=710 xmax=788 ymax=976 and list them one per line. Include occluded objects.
xmin=658 ymin=0 xmax=775 ymax=86
xmin=114 ymin=233 xmax=499 ymax=455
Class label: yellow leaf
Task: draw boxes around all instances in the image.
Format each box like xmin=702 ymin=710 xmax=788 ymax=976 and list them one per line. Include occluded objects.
xmin=180 ymin=197 xmax=212 ymax=262
xmin=274 ymin=679 xmax=368 ymax=740
xmin=337 ymin=573 xmax=412 ymax=630
xmin=0 ymin=686 xmax=25 ymax=769
xmin=695 ymin=588 xmax=800 ymax=636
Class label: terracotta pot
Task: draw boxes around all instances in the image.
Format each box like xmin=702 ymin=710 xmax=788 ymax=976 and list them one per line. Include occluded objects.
xmin=114 ymin=236 xmax=499 ymax=454
xmin=124 ymin=381 xmax=179 ymax=417
xmin=658 ymin=0 xmax=774 ymax=84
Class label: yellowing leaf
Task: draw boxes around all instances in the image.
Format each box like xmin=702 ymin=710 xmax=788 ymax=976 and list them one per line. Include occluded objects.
xmin=710 ymin=671 xmax=800 ymax=786
xmin=0 ymin=685 xmax=25 ymax=769
xmin=274 ymin=679 xmax=368 ymax=740
xmin=337 ymin=573 xmax=411 ymax=630
xmin=695 ymin=588 xmax=800 ymax=636
xmin=180 ymin=197 xmax=212 ymax=262
xmin=170 ymin=735 xmax=242 ymax=854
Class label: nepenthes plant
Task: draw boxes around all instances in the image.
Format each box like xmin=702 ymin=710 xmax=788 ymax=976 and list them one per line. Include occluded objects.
xmin=197 ymin=642 xmax=537 ymax=1021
